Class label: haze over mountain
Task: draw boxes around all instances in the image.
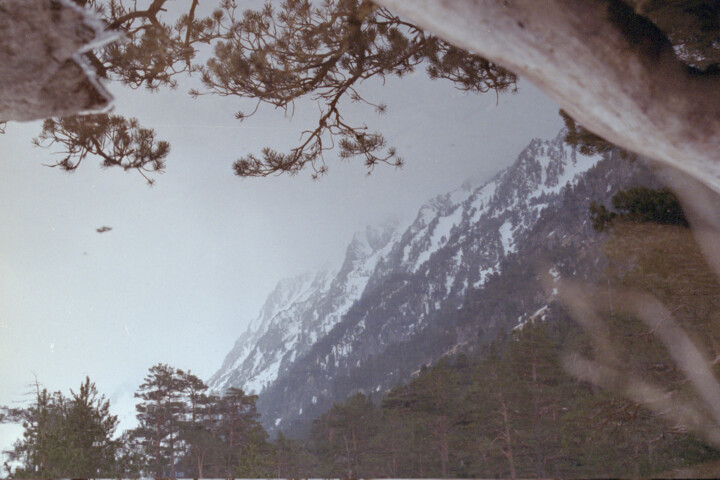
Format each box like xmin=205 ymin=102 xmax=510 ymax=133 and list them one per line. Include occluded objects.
xmin=210 ymin=129 xmax=653 ymax=435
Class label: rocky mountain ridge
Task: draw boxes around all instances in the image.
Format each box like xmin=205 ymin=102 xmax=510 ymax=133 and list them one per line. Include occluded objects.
xmin=209 ymin=222 xmax=402 ymax=395
xmin=210 ymin=129 xmax=651 ymax=435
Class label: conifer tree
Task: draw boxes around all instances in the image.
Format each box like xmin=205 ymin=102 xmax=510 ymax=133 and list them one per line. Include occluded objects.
xmin=63 ymin=377 xmax=122 ymax=476
xmin=503 ymin=322 xmax=564 ymax=477
xmin=380 ymin=386 xmax=433 ymax=477
xmin=33 ymin=0 xmax=515 ymax=181
xmin=33 ymin=114 xmax=170 ymax=185
xmin=273 ymin=430 xmax=317 ymax=478
xmin=466 ymin=350 xmax=520 ymax=479
xmin=175 ymin=370 xmax=213 ymax=478
xmin=7 ymin=378 xmax=121 ymax=478
xmin=310 ymin=393 xmax=381 ymax=477
xmin=381 ymin=358 xmax=465 ymax=477
xmin=131 ymin=363 xmax=188 ymax=477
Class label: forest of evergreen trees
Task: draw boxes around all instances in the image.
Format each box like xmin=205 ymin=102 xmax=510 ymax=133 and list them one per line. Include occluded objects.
xmin=3 ymin=187 xmax=720 ymax=478
xmin=3 ymin=0 xmax=720 ymax=476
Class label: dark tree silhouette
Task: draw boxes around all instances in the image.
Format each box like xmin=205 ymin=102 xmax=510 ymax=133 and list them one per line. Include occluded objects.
xmin=33 ymin=114 xmax=169 ymax=185
xmin=196 ymin=0 xmax=515 ymax=178
xmin=589 ymin=186 xmax=689 ymax=232
xmin=6 ymin=378 xmax=122 ymax=478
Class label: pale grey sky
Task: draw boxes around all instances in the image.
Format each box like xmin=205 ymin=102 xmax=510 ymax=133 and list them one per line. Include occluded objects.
xmin=0 ymin=5 xmax=564 ymax=446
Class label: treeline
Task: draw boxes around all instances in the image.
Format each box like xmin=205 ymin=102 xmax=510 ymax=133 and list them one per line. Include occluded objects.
xmin=296 ymin=187 xmax=720 ymax=478
xmin=2 ymin=378 xmax=127 ymax=478
xmin=4 ymin=187 xmax=720 ymax=478
xmin=6 ymin=316 xmax=718 ymax=478
xmin=305 ymin=319 xmax=718 ymax=478
xmin=3 ymin=365 xmax=275 ymax=478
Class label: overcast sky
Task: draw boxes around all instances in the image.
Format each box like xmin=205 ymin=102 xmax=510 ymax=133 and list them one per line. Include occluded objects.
xmin=0 ymin=4 xmax=564 ymax=449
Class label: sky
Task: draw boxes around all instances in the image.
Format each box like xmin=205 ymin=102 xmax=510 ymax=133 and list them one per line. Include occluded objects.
xmin=0 ymin=1 xmax=564 ymax=452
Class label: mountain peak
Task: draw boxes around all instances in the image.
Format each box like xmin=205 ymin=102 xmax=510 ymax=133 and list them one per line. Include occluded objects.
xmin=365 ymin=219 xmax=400 ymax=251
xmin=210 ymin=128 xmax=613 ymax=434
xmin=340 ymin=221 xmax=399 ymax=276
xmin=247 ymin=271 xmax=319 ymax=334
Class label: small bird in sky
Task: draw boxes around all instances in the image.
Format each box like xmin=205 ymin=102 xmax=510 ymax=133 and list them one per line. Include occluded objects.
xmin=96 ymin=226 xmax=113 ymax=233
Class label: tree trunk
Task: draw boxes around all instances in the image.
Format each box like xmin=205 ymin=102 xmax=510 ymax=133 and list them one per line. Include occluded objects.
xmin=530 ymin=346 xmax=544 ymax=477
xmin=498 ymin=392 xmax=517 ymax=480
xmin=344 ymin=434 xmax=353 ymax=477
xmin=0 ymin=0 xmax=115 ymax=121
xmin=437 ymin=415 xmax=449 ymax=477
xmin=375 ymin=0 xmax=720 ymax=194
xmin=197 ymin=450 xmax=204 ymax=479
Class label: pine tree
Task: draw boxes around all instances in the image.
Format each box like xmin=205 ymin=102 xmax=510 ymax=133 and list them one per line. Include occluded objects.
xmin=8 ymin=378 xmax=121 ymax=478
xmin=33 ymin=114 xmax=170 ymax=185
xmin=129 ymin=367 xmax=272 ymax=479
xmin=504 ymin=322 xmax=564 ymax=477
xmin=131 ymin=364 xmax=188 ymax=477
xmin=214 ymin=387 xmax=259 ymax=475
xmin=465 ymin=350 xmax=520 ymax=479
xmin=310 ymin=393 xmax=381 ymax=477
xmin=590 ymin=186 xmax=689 ymax=232
xmin=175 ymin=370 xmax=213 ymax=478
xmin=62 ymin=377 xmax=122 ymax=477
xmin=33 ymin=0 xmax=515 ymax=181
xmin=381 ymin=358 xmax=466 ymax=477
xmin=274 ymin=431 xmax=317 ymax=478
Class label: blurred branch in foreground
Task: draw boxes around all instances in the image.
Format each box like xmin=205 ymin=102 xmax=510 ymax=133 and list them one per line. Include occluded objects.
xmin=554 ymin=170 xmax=720 ymax=452
xmin=556 ymin=280 xmax=720 ymax=449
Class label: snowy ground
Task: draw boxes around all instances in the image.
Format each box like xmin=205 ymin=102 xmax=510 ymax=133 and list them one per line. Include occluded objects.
xmin=0 ymin=422 xmax=23 ymax=473
xmin=0 ymin=386 xmax=138 ymax=475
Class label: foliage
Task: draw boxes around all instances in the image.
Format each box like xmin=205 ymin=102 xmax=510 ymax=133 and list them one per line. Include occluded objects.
xmin=35 ymin=0 xmax=515 ymax=181
xmin=588 ymin=201 xmax=617 ymax=232
xmin=130 ymin=363 xmax=190 ymax=477
xmin=624 ymin=0 xmax=720 ymax=70
xmin=127 ymin=364 xmax=272 ymax=478
xmin=5 ymin=378 xmax=122 ymax=478
xmin=590 ymin=186 xmax=688 ymax=231
xmin=560 ymin=110 xmax=615 ymax=157
xmin=273 ymin=431 xmax=317 ymax=477
xmin=33 ymin=114 xmax=169 ymax=185
xmin=303 ymin=318 xmax=720 ymax=476
xmin=611 ymin=187 xmax=688 ymax=226
xmin=76 ymin=0 xmax=227 ymax=90
xmin=4 ymin=367 xmax=274 ymax=478
xmin=310 ymin=392 xmax=381 ymax=477
xmin=197 ymin=0 xmax=515 ymax=178
xmin=559 ymin=109 xmax=638 ymax=163
xmin=15 ymin=0 xmax=720 ymax=183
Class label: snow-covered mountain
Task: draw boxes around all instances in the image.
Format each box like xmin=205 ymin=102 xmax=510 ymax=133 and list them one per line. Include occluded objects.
xmin=366 ymin=132 xmax=603 ymax=304
xmin=209 ymin=221 xmax=401 ymax=394
xmin=210 ymin=129 xmax=648 ymax=434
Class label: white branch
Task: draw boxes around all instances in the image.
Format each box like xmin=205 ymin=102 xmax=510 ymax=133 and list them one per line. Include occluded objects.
xmin=375 ymin=0 xmax=720 ymax=193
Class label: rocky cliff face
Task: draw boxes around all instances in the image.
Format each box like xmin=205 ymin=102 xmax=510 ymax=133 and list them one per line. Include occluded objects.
xmin=210 ymin=130 xmax=654 ymax=435
xmin=209 ymin=222 xmax=401 ymax=395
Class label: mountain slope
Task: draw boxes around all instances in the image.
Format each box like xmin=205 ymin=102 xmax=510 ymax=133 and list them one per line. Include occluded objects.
xmin=210 ymin=130 xmax=653 ymax=435
xmin=209 ymin=222 xmax=400 ymax=395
